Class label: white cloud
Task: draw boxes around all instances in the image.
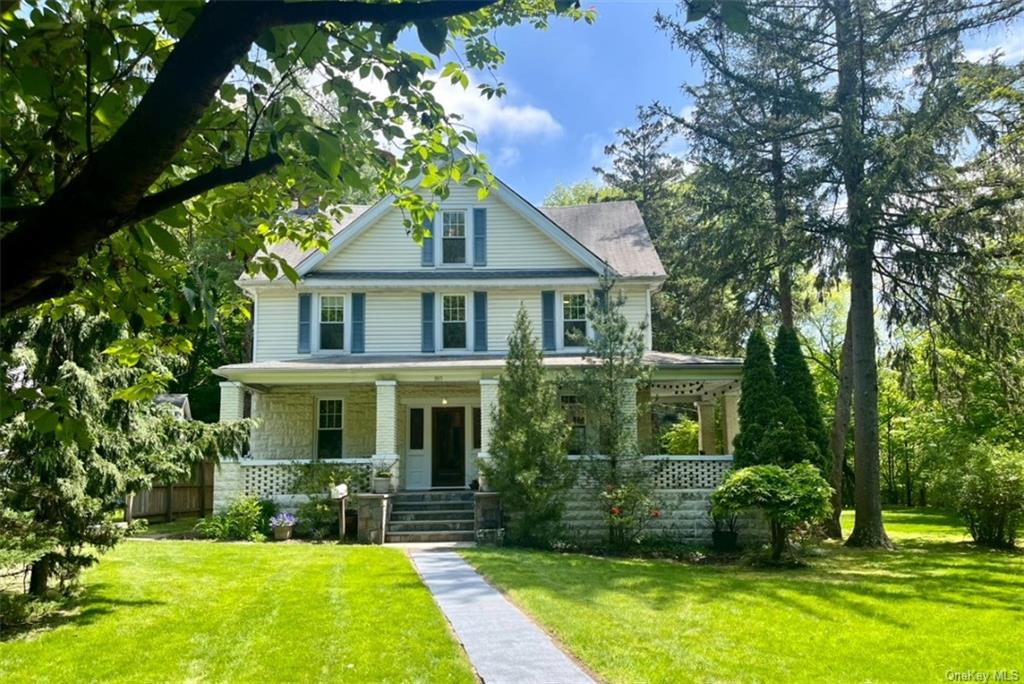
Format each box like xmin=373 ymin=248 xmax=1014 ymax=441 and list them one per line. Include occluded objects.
xmin=429 ymin=75 xmax=562 ymax=139
xmin=495 ymin=146 xmax=522 ymax=166
xmin=964 ymin=40 xmax=1024 ymax=63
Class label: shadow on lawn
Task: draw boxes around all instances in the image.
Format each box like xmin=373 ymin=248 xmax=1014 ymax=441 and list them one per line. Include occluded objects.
xmin=467 ymin=536 xmax=1023 ymax=630
xmin=1 ymin=582 xmax=163 ymax=642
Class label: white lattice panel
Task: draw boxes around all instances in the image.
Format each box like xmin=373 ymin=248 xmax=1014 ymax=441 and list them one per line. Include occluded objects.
xmin=241 ymin=461 xmax=372 ymax=497
xmin=649 ymin=458 xmax=731 ymax=490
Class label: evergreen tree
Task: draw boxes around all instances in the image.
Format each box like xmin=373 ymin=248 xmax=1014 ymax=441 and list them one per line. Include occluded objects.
xmin=732 ymin=329 xmax=778 ymax=467
xmin=480 ymin=307 xmax=573 ymax=546
xmin=774 ymin=325 xmax=830 ymax=469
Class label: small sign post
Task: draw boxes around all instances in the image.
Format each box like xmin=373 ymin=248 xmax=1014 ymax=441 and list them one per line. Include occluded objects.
xmin=331 ymin=483 xmax=349 ymax=542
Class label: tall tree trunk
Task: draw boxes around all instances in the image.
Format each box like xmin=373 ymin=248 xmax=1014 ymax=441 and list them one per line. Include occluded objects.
xmin=833 ymin=0 xmax=891 ymax=548
xmin=771 ymin=134 xmax=795 ymax=329
xmin=29 ymin=557 xmax=50 ymax=596
xmin=824 ymin=309 xmax=853 ymax=539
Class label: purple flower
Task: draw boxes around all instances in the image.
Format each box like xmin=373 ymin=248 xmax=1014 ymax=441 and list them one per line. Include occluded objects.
xmin=269 ymin=512 xmax=297 ymax=529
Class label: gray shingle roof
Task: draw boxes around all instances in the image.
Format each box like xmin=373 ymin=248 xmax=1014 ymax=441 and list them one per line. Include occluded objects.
xmin=250 ymin=199 xmax=665 ymax=281
xmin=539 ymin=201 xmax=666 ymax=278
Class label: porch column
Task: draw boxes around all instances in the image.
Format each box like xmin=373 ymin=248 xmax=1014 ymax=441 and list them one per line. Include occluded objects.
xmin=696 ymin=400 xmax=719 ymax=455
xmin=478 ymin=379 xmax=499 ymax=457
xmin=219 ymin=381 xmax=245 ymax=421
xmin=374 ymin=380 xmax=399 ymax=462
xmin=723 ymin=391 xmax=740 ymax=455
xmin=619 ymin=379 xmax=638 ymax=451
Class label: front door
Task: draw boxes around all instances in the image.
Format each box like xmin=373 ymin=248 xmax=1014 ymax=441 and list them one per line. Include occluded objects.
xmin=432 ymin=407 xmax=466 ymax=488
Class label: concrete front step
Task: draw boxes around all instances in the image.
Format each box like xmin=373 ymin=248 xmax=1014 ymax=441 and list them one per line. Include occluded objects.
xmin=391 ymin=501 xmax=474 ymax=513
xmin=386 ymin=530 xmax=477 ymax=543
xmin=389 ymin=520 xmax=475 ymax=533
xmin=390 ymin=509 xmax=476 ymax=522
xmin=392 ymin=491 xmax=475 ymax=504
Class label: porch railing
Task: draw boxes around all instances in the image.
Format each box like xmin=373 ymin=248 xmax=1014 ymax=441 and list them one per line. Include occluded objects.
xmin=567 ymin=454 xmax=733 ymax=491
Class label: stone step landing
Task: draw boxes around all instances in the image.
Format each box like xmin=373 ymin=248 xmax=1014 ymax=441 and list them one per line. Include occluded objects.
xmin=386 ymin=490 xmax=476 ymax=543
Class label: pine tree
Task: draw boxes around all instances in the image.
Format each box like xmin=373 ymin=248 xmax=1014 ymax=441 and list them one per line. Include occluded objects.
xmin=480 ymin=307 xmax=573 ymax=546
xmin=732 ymin=329 xmax=778 ymax=467
xmin=774 ymin=325 xmax=830 ymax=470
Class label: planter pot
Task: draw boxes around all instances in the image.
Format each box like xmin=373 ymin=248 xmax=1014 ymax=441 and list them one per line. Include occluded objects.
xmin=273 ymin=525 xmax=294 ymax=542
xmin=372 ymin=476 xmax=391 ymax=494
xmin=712 ymin=530 xmax=739 ymax=552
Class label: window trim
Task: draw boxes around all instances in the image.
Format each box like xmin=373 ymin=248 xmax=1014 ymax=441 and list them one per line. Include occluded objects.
xmin=433 ymin=208 xmax=474 ymax=267
xmin=437 ymin=291 xmax=472 ymax=352
xmin=559 ymin=291 xmax=589 ymax=350
xmin=313 ymin=293 xmax=350 ymax=354
xmin=314 ymin=396 xmax=345 ymax=460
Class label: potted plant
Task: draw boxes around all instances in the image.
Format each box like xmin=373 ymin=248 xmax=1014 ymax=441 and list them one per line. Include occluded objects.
xmin=269 ymin=512 xmax=297 ymax=541
xmin=710 ymin=508 xmax=740 ymax=552
xmin=372 ymin=462 xmax=395 ymax=494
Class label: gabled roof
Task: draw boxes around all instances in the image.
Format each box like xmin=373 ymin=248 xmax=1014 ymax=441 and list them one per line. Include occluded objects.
xmin=539 ymin=201 xmax=666 ymax=278
xmin=244 ymin=189 xmax=666 ymax=282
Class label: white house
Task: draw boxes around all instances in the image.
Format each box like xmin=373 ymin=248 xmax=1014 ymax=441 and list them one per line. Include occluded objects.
xmin=213 ymin=175 xmax=742 ymax=542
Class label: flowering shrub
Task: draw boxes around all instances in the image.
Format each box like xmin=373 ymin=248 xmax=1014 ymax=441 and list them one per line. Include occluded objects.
xmin=601 ymin=483 xmax=661 ymax=547
xmin=269 ymin=512 xmax=297 ymax=530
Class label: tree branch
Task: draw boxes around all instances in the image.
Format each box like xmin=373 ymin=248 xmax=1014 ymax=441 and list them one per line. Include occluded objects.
xmin=1 ymin=0 xmax=497 ymax=314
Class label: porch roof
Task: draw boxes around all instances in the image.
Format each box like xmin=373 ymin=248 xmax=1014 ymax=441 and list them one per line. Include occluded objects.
xmin=215 ymin=351 xmax=741 ymax=385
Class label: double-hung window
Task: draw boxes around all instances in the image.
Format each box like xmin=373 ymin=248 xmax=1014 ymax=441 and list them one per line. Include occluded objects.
xmin=562 ymin=293 xmax=587 ymax=347
xmin=441 ymin=211 xmax=467 ymax=264
xmin=319 ymin=296 xmax=345 ymax=351
xmin=316 ymin=399 xmax=343 ymax=459
xmin=442 ymin=294 xmax=467 ymax=349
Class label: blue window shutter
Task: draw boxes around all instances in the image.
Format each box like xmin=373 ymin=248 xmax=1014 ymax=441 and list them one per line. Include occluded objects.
xmin=421 ymin=292 xmax=435 ymax=353
xmin=541 ymin=290 xmax=556 ymax=351
xmin=351 ymin=293 xmax=365 ymax=353
xmin=421 ymin=216 xmax=434 ymax=267
xmin=298 ymin=293 xmax=311 ymax=353
xmin=474 ymin=291 xmax=487 ymax=351
xmin=473 ymin=208 xmax=487 ymax=266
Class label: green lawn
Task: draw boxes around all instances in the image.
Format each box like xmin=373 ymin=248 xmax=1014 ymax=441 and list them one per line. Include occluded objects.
xmin=1 ymin=542 xmax=475 ymax=684
xmin=463 ymin=510 xmax=1023 ymax=684
xmin=135 ymin=516 xmax=201 ymax=537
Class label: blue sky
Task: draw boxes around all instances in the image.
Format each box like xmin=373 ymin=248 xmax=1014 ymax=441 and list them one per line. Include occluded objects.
xmin=437 ymin=1 xmax=691 ymax=203
xmin=414 ymin=2 xmax=1022 ymax=205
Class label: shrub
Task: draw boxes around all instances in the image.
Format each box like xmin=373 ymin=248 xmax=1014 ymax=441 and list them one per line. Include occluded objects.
xmin=194 ymin=495 xmax=268 ymax=542
xmin=602 ymin=482 xmax=661 ymax=547
xmin=712 ymin=463 xmax=832 ymax=561
xmin=956 ymin=444 xmax=1024 ymax=548
xmin=288 ymin=461 xmax=358 ymax=541
xmin=295 ymin=498 xmax=337 ymax=540
xmin=661 ymin=418 xmax=699 ymax=455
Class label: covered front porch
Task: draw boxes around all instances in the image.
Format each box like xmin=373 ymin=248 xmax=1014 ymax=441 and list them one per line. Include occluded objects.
xmin=212 ymin=352 xmax=742 ymax=508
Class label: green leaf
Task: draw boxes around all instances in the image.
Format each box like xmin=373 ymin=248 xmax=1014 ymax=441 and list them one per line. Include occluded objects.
xmin=415 ymin=19 xmax=447 ymax=55
xmin=721 ymin=0 xmax=750 ymax=33
xmin=554 ymin=0 xmax=578 ymax=12
xmin=17 ymin=66 xmax=49 ymax=98
xmin=686 ymin=0 xmax=714 ymax=23
xmin=146 ymin=224 xmax=183 ymax=258
xmin=316 ymin=133 xmax=341 ymax=179
xmin=379 ymin=21 xmax=402 ymax=46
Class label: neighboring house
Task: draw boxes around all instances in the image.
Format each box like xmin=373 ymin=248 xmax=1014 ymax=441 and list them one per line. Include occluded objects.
xmin=214 ymin=176 xmax=742 ymax=542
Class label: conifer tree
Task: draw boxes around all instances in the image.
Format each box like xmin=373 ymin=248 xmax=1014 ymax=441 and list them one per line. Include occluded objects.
xmin=480 ymin=307 xmax=573 ymax=546
xmin=732 ymin=329 xmax=777 ymax=467
xmin=774 ymin=325 xmax=830 ymax=469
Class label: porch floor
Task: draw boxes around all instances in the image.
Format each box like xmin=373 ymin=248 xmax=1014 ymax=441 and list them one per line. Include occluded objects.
xmin=410 ymin=551 xmax=594 ymax=684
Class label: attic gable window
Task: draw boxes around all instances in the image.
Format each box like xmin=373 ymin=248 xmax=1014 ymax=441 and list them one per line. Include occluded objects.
xmin=319 ymin=296 xmax=344 ymax=351
xmin=441 ymin=210 xmax=467 ymax=264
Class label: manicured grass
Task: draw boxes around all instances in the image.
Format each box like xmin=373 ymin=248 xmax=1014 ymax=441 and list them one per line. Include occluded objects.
xmin=1 ymin=542 xmax=475 ymax=684
xmin=135 ymin=516 xmax=201 ymax=537
xmin=462 ymin=510 xmax=1023 ymax=684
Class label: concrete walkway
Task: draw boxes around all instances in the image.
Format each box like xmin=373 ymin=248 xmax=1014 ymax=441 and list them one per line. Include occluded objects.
xmin=410 ymin=551 xmax=594 ymax=684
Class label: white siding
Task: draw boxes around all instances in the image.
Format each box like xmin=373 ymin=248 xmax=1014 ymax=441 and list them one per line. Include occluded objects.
xmin=487 ymin=289 xmax=544 ymax=351
xmin=253 ymin=289 xmax=298 ymax=362
xmin=316 ymin=184 xmax=585 ymax=272
xmin=365 ymin=291 xmax=422 ymax=353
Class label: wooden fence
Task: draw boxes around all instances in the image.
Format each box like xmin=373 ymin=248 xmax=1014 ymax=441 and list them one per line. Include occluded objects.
xmin=128 ymin=462 xmax=214 ymax=520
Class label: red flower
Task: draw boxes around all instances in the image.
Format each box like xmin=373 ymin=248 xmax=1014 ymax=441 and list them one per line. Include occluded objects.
xmin=610 ymin=506 xmax=621 ymax=516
